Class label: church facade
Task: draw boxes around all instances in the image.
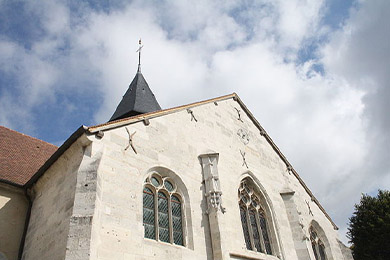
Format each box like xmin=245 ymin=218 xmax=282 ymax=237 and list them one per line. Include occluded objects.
xmin=0 ymin=68 xmax=353 ymax=260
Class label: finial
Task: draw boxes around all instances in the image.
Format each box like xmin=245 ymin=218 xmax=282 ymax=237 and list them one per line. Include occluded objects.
xmin=136 ymin=38 xmax=143 ymax=73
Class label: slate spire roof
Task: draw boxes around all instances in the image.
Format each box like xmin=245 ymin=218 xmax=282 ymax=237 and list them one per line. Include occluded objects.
xmin=109 ymin=41 xmax=161 ymax=121
xmin=109 ymin=70 xmax=161 ymax=121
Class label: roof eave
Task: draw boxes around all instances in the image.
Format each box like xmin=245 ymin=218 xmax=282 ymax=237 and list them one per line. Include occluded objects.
xmin=0 ymin=178 xmax=24 ymax=189
xmin=89 ymin=93 xmax=237 ymax=133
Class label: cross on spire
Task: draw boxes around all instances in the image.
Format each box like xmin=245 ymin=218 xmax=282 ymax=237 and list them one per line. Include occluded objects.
xmin=136 ymin=38 xmax=143 ymax=73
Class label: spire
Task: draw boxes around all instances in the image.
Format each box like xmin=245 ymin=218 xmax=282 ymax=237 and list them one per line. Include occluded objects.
xmin=109 ymin=40 xmax=161 ymax=122
xmin=137 ymin=38 xmax=143 ymax=73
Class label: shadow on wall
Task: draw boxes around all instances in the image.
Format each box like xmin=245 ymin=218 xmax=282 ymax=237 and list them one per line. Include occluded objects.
xmin=0 ymin=187 xmax=28 ymax=260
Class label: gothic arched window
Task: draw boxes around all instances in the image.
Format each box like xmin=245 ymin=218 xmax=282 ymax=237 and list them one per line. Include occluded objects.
xmin=310 ymin=227 xmax=327 ymax=260
xmin=143 ymin=172 xmax=184 ymax=246
xmin=239 ymin=179 xmax=273 ymax=255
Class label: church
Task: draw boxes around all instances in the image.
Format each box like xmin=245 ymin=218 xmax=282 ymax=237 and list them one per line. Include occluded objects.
xmin=0 ymin=55 xmax=353 ymax=260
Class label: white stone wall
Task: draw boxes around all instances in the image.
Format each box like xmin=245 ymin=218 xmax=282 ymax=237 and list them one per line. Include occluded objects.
xmin=0 ymin=183 xmax=28 ymax=260
xmin=22 ymin=141 xmax=86 ymax=260
xmin=87 ymin=98 xmax=346 ymax=260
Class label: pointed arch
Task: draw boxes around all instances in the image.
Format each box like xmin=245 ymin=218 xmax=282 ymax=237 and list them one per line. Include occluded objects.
xmin=142 ymin=167 xmax=193 ymax=249
xmin=309 ymin=220 xmax=334 ymax=260
xmin=237 ymin=172 xmax=284 ymax=258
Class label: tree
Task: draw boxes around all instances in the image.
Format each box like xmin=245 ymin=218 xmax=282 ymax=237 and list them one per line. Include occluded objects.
xmin=348 ymin=190 xmax=390 ymax=260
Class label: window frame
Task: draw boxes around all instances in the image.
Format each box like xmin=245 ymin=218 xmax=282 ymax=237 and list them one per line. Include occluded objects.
xmin=238 ymin=179 xmax=274 ymax=255
xmin=310 ymin=226 xmax=327 ymax=260
xmin=143 ymin=172 xmax=186 ymax=247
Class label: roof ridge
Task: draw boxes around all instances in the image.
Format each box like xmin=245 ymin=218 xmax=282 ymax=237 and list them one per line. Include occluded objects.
xmin=90 ymin=93 xmax=237 ymax=131
xmin=0 ymin=125 xmax=57 ymax=148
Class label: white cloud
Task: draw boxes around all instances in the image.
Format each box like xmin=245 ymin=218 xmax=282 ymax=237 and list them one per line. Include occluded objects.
xmin=0 ymin=0 xmax=388 ymax=245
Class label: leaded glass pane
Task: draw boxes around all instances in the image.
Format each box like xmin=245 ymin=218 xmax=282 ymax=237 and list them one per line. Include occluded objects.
xmin=171 ymin=196 xmax=182 ymax=218
xmin=259 ymin=213 xmax=272 ymax=254
xmin=172 ymin=196 xmax=183 ymax=245
xmin=151 ymin=176 xmax=160 ymax=187
xmin=240 ymin=207 xmax=252 ymax=250
xmin=159 ymin=226 xmax=170 ymax=243
xmin=249 ymin=210 xmax=263 ymax=252
xmin=319 ymin=243 xmax=326 ymax=260
xmin=173 ymin=230 xmax=183 ymax=245
xmin=143 ymin=188 xmax=154 ymax=208
xmin=158 ymin=192 xmax=170 ymax=242
xmin=164 ymin=180 xmax=174 ymax=192
xmin=143 ymin=187 xmax=155 ymax=239
xmin=244 ymin=183 xmax=251 ymax=193
xmin=312 ymin=242 xmax=319 ymax=260
xmin=311 ymin=229 xmax=317 ymax=239
xmin=144 ymin=223 xmax=155 ymax=240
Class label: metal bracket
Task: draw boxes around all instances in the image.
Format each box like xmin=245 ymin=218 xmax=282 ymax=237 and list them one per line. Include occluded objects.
xmin=187 ymin=109 xmax=198 ymax=122
xmin=125 ymin=127 xmax=137 ymax=154
xmin=234 ymin=108 xmax=243 ymax=122
xmin=305 ymin=200 xmax=313 ymax=216
xmin=240 ymin=150 xmax=248 ymax=168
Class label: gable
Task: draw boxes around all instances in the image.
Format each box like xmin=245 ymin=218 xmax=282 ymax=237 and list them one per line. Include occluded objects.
xmin=88 ymin=93 xmax=337 ymax=229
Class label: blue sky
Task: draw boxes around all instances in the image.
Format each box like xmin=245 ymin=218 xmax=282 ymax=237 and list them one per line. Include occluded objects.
xmin=1 ymin=0 xmax=389 ymax=244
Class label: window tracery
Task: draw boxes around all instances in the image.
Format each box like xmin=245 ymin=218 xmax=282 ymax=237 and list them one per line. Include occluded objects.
xmin=143 ymin=172 xmax=184 ymax=246
xmin=310 ymin=227 xmax=327 ymax=260
xmin=238 ymin=179 xmax=273 ymax=255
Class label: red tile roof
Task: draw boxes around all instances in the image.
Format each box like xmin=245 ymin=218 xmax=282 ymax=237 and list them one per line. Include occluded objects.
xmin=0 ymin=126 xmax=57 ymax=186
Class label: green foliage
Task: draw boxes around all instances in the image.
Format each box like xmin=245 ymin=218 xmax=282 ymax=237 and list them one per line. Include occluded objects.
xmin=348 ymin=190 xmax=390 ymax=260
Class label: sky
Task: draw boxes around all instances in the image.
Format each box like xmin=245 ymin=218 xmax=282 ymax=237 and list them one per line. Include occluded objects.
xmin=0 ymin=0 xmax=389 ymax=245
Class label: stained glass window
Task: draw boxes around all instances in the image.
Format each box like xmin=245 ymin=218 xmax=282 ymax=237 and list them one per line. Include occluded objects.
xmin=143 ymin=187 xmax=155 ymax=239
xmin=158 ymin=192 xmax=170 ymax=242
xmin=239 ymin=179 xmax=275 ymax=255
xmin=151 ymin=176 xmax=160 ymax=187
xmin=319 ymin=244 xmax=326 ymax=260
xmin=240 ymin=206 xmax=252 ymax=250
xmin=250 ymin=210 xmax=263 ymax=252
xmin=171 ymin=195 xmax=183 ymax=245
xmin=259 ymin=212 xmax=272 ymax=254
xmin=143 ymin=173 xmax=185 ymax=247
xmin=310 ymin=227 xmax=327 ymax=260
xmin=165 ymin=180 xmax=174 ymax=192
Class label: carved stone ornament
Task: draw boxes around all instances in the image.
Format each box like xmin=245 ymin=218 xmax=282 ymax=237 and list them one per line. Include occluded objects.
xmin=209 ymin=191 xmax=223 ymax=210
xmin=237 ymin=128 xmax=250 ymax=145
xmin=199 ymin=153 xmax=226 ymax=213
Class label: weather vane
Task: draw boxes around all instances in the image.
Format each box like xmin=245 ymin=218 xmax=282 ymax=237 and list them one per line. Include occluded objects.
xmin=136 ymin=38 xmax=143 ymax=72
